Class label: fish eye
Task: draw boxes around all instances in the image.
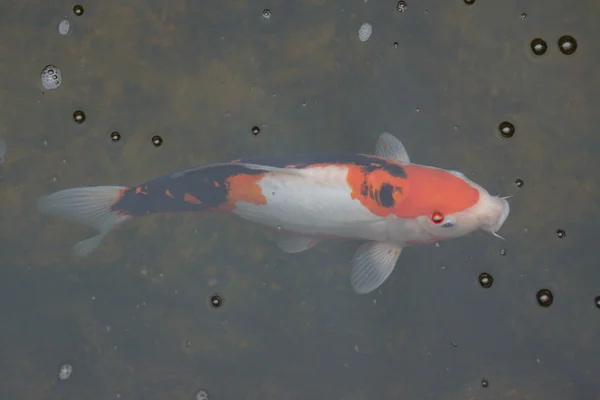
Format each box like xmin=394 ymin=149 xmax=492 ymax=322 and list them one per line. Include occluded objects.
xmin=431 ymin=211 xmax=444 ymax=224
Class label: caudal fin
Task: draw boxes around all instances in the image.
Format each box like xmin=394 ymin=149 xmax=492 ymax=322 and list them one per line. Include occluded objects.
xmin=37 ymin=186 xmax=132 ymax=256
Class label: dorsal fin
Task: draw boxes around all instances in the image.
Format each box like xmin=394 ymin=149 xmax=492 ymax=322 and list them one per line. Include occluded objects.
xmin=374 ymin=132 xmax=410 ymax=163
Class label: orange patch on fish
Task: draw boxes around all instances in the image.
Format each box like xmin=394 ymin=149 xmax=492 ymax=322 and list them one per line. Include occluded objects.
xmin=135 ymin=186 xmax=148 ymax=195
xmin=396 ymin=164 xmax=479 ymax=218
xmin=118 ymin=187 xmax=130 ymax=198
xmin=226 ymin=173 xmax=267 ymax=206
xmin=184 ymin=193 xmax=202 ymax=204
xmin=346 ymin=165 xmax=407 ymax=217
xmin=165 ymin=189 xmax=175 ymax=198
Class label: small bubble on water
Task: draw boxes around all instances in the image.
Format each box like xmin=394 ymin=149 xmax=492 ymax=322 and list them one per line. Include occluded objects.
xmin=210 ymin=294 xmax=223 ymax=308
xmin=520 ymin=12 xmax=527 ymax=19
xmin=72 ymin=110 xmax=86 ymax=124
xmin=41 ymin=65 xmax=62 ymax=90
xmin=185 ymin=340 xmax=192 ymax=348
xmin=262 ymin=9 xmax=271 ymax=20
xmin=536 ymin=289 xmax=553 ymax=307
xmin=478 ymin=273 xmax=493 ymax=288
xmin=58 ymin=364 xmax=72 ymax=380
xmin=393 ymin=41 xmax=399 ymax=48
xmin=481 ymin=379 xmax=489 ymax=388
xmin=195 ymin=389 xmax=209 ymax=400
xmin=58 ymin=19 xmax=71 ymax=35
xmin=500 ymin=248 xmax=506 ymax=256
xmin=515 ymin=178 xmax=524 ymax=187
xmin=152 ymin=135 xmax=163 ymax=147
xmin=556 ymin=229 xmax=566 ymax=238
xmin=498 ymin=121 xmax=515 ymax=138
xmin=464 ymin=0 xmax=475 ymax=4
xmin=595 ymin=296 xmax=600 ymax=308
xmin=558 ymin=35 xmax=577 ymax=55
xmin=396 ymin=1 xmax=407 ymax=12
xmin=530 ymin=38 xmax=547 ymax=56
xmin=73 ymin=5 xmax=84 ymax=16
xmin=251 ymin=126 xmax=260 ymax=135
xmin=110 ymin=131 xmax=121 ymax=142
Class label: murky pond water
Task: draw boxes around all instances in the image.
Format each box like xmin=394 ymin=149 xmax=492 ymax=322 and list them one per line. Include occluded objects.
xmin=1 ymin=0 xmax=599 ymax=399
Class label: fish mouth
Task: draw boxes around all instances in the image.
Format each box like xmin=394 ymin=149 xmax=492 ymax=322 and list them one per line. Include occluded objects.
xmin=481 ymin=196 xmax=510 ymax=239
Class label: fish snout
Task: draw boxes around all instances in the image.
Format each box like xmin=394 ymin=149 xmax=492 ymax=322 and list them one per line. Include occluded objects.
xmin=479 ymin=196 xmax=510 ymax=235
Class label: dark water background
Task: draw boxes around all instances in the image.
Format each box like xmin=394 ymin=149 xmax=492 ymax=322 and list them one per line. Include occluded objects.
xmin=0 ymin=0 xmax=599 ymax=399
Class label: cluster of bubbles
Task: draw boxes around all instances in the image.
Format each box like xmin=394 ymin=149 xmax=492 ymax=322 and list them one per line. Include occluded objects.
xmin=530 ymin=36 xmax=577 ymax=56
xmin=195 ymin=389 xmax=209 ymax=400
xmin=358 ymin=23 xmax=372 ymax=42
xmin=41 ymin=65 xmax=62 ymax=90
xmin=58 ymin=364 xmax=72 ymax=380
xmin=41 ymin=5 xmax=166 ymax=147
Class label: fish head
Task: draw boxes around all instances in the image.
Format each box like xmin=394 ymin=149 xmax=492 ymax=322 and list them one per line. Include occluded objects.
xmin=398 ymin=165 xmax=510 ymax=241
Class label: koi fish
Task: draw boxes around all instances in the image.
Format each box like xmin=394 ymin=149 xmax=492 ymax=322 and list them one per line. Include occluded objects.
xmin=37 ymin=133 xmax=510 ymax=294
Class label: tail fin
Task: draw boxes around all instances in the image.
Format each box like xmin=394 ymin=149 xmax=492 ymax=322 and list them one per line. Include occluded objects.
xmin=37 ymin=186 xmax=132 ymax=256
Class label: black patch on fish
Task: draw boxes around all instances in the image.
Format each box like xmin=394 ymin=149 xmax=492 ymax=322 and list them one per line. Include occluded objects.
xmin=114 ymin=164 xmax=264 ymax=217
xmin=378 ymin=184 xmax=395 ymax=208
xmin=360 ymin=183 xmax=369 ymax=197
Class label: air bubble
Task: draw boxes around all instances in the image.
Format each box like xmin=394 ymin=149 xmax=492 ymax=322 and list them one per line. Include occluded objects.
xmin=396 ymin=1 xmax=407 ymax=12
xmin=58 ymin=364 xmax=72 ymax=380
xmin=152 ymin=135 xmax=163 ymax=147
xmin=251 ymin=126 xmax=260 ymax=135
xmin=498 ymin=121 xmax=515 ymax=138
xmin=110 ymin=131 xmax=121 ymax=142
xmin=210 ymin=294 xmax=223 ymax=308
xmin=358 ymin=23 xmax=372 ymax=42
xmin=515 ymin=178 xmax=524 ymax=188
xmin=262 ymin=9 xmax=271 ymax=20
xmin=536 ymin=289 xmax=553 ymax=307
xmin=73 ymin=5 xmax=84 ymax=16
xmin=393 ymin=42 xmax=399 ymax=48
xmin=41 ymin=65 xmax=62 ymax=90
xmin=595 ymin=296 xmax=600 ymax=308
xmin=58 ymin=19 xmax=71 ymax=35
xmin=481 ymin=379 xmax=489 ymax=388
xmin=464 ymin=0 xmax=475 ymax=4
xmin=530 ymin=38 xmax=547 ymax=56
xmin=478 ymin=273 xmax=493 ymax=288
xmin=556 ymin=229 xmax=565 ymax=239
xmin=195 ymin=389 xmax=209 ymax=400
xmin=500 ymin=248 xmax=506 ymax=256
xmin=72 ymin=110 xmax=86 ymax=124
xmin=558 ymin=35 xmax=577 ymax=55
xmin=520 ymin=12 xmax=527 ymax=19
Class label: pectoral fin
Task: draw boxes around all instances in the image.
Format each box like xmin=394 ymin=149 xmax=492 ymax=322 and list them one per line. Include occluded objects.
xmin=350 ymin=241 xmax=403 ymax=294
xmin=375 ymin=132 xmax=410 ymax=163
xmin=276 ymin=234 xmax=319 ymax=253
